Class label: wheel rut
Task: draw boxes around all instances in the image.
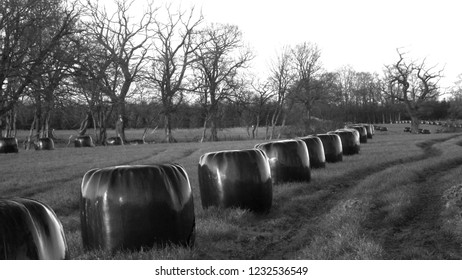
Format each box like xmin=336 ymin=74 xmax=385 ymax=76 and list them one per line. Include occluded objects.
xmin=252 ymin=134 xmax=462 ymax=259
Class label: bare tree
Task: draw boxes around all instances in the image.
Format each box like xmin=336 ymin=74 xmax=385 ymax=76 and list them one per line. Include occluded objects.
xmin=289 ymin=42 xmax=323 ymax=127
xmin=268 ymin=46 xmax=293 ymax=139
xmin=148 ymin=5 xmax=203 ymax=143
xmin=72 ymin=36 xmax=114 ymax=144
xmin=193 ymin=23 xmax=253 ymax=142
xmin=250 ymin=78 xmax=273 ymax=139
xmin=84 ymin=0 xmax=155 ymax=142
xmin=0 ymin=0 xmax=80 ymax=133
xmin=385 ymin=49 xmax=444 ymax=133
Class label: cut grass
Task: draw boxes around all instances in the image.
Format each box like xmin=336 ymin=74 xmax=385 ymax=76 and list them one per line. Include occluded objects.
xmin=1 ymin=125 xmax=462 ymax=259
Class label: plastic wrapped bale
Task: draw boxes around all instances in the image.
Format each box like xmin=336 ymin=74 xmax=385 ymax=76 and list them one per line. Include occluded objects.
xmin=34 ymin=138 xmax=55 ymax=150
xmin=298 ymin=136 xmax=326 ymax=168
xmin=350 ymin=126 xmax=368 ymax=143
xmin=80 ymin=164 xmax=195 ymax=251
xmin=75 ymin=135 xmax=94 ymax=147
xmin=0 ymin=198 xmax=68 ymax=260
xmin=329 ymin=130 xmax=360 ymax=155
xmin=316 ymin=134 xmax=343 ymax=163
xmin=255 ymin=139 xmax=310 ymax=184
xmin=198 ymin=149 xmax=272 ymax=213
xmin=0 ymin=138 xmax=18 ymax=154
xmin=365 ymin=124 xmax=374 ymax=138
xmin=105 ymin=136 xmax=122 ymax=146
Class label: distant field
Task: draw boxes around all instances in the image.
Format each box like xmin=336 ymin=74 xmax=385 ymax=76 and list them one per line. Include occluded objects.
xmin=1 ymin=123 xmax=462 ymax=259
xmin=12 ymin=126 xmax=267 ymax=146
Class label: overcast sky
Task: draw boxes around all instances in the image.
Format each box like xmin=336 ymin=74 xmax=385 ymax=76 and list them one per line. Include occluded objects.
xmin=175 ymin=0 xmax=461 ymax=90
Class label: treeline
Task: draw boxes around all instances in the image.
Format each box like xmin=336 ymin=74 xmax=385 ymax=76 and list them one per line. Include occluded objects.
xmin=14 ymin=97 xmax=452 ymax=132
xmin=1 ymin=0 xmax=461 ymax=145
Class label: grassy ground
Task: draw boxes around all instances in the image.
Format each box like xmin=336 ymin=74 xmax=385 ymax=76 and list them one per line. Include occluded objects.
xmin=1 ymin=123 xmax=462 ymax=259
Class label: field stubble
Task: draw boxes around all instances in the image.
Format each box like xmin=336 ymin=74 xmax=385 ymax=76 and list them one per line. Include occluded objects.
xmin=1 ymin=124 xmax=462 ymax=259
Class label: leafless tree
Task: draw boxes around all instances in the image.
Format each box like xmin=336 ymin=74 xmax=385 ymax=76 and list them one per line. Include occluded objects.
xmin=384 ymin=49 xmax=444 ymax=133
xmin=268 ymin=46 xmax=293 ymax=139
xmin=289 ymin=42 xmax=323 ymax=127
xmin=250 ymin=78 xmax=273 ymax=139
xmin=0 ymin=0 xmax=80 ymax=135
xmin=83 ymin=0 xmax=156 ymax=142
xmin=193 ymin=23 xmax=253 ymax=142
xmin=72 ymin=36 xmax=114 ymax=144
xmin=148 ymin=5 xmax=203 ymax=143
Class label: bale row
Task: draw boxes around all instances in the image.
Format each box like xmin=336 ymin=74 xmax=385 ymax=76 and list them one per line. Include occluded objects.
xmin=1 ymin=123 xmax=374 ymax=258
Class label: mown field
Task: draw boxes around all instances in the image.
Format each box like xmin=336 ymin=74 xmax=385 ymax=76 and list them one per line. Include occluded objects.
xmin=2 ymin=123 xmax=462 ymax=259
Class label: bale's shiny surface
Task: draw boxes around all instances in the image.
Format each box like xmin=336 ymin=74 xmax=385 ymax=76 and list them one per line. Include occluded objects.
xmin=0 ymin=138 xmax=18 ymax=153
xmin=198 ymin=149 xmax=272 ymax=213
xmin=329 ymin=130 xmax=360 ymax=155
xmin=0 ymin=198 xmax=68 ymax=260
xmin=34 ymin=138 xmax=55 ymax=150
xmin=80 ymin=164 xmax=195 ymax=251
xmin=255 ymin=139 xmax=311 ymax=184
xmin=364 ymin=124 xmax=373 ymax=138
xmin=105 ymin=137 xmax=122 ymax=146
xmin=316 ymin=134 xmax=343 ymax=163
xmin=350 ymin=126 xmax=368 ymax=143
xmin=298 ymin=136 xmax=326 ymax=168
xmin=75 ymin=135 xmax=94 ymax=147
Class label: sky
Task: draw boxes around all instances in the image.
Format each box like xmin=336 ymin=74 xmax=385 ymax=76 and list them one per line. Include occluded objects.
xmin=174 ymin=0 xmax=462 ymax=91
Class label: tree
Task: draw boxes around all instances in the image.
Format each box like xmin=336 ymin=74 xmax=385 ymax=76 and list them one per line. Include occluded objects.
xmin=250 ymin=78 xmax=273 ymax=138
xmin=289 ymin=42 xmax=323 ymax=127
xmin=84 ymin=0 xmax=155 ymax=143
xmin=385 ymin=50 xmax=444 ymax=133
xmin=0 ymin=0 xmax=80 ymax=135
xmin=448 ymin=74 xmax=462 ymax=119
xmin=148 ymin=5 xmax=202 ymax=143
xmin=193 ymin=23 xmax=252 ymax=142
xmin=72 ymin=36 xmax=116 ymax=144
xmin=268 ymin=46 xmax=293 ymax=139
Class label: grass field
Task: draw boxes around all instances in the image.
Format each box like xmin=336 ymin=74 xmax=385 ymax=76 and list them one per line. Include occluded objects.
xmin=1 ymin=123 xmax=462 ymax=259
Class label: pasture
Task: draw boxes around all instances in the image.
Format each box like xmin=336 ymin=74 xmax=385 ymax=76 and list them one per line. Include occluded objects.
xmin=1 ymin=123 xmax=462 ymax=259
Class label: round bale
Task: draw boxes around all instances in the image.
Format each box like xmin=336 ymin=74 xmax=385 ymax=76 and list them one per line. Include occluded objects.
xmin=255 ymin=139 xmax=310 ymax=184
xmin=363 ymin=124 xmax=373 ymax=139
xmin=80 ymin=164 xmax=195 ymax=251
xmin=74 ymin=135 xmax=94 ymax=147
xmin=297 ymin=135 xmax=326 ymax=168
xmin=198 ymin=149 xmax=272 ymax=213
xmin=0 ymin=198 xmax=68 ymax=260
xmin=316 ymin=134 xmax=343 ymax=163
xmin=350 ymin=125 xmax=368 ymax=143
xmin=0 ymin=138 xmax=18 ymax=153
xmin=34 ymin=138 xmax=55 ymax=150
xmin=329 ymin=129 xmax=360 ymax=155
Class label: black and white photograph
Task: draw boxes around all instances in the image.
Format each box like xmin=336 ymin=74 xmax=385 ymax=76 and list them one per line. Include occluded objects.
xmin=1 ymin=0 xmax=461 ymax=278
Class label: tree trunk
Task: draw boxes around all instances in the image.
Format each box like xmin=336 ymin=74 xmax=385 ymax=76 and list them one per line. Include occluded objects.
xmin=270 ymin=108 xmax=281 ymax=140
xmin=42 ymin=111 xmax=51 ymax=138
xmin=25 ymin=116 xmax=37 ymax=150
xmin=12 ymin=109 xmax=17 ymax=138
xmin=98 ymin=109 xmax=108 ymax=145
xmin=35 ymin=110 xmax=42 ymax=141
xmin=79 ymin=111 xmax=91 ymax=136
xmin=252 ymin=115 xmax=259 ymax=139
xmin=91 ymin=111 xmax=98 ymax=142
xmin=163 ymin=113 xmax=176 ymax=143
xmin=201 ymin=118 xmax=208 ymax=143
xmin=410 ymin=115 xmax=420 ymax=133
xmin=277 ymin=112 xmax=287 ymax=139
xmin=209 ymin=117 xmax=218 ymax=141
xmin=116 ymin=100 xmax=127 ymax=143
xmin=265 ymin=113 xmax=270 ymax=140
